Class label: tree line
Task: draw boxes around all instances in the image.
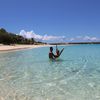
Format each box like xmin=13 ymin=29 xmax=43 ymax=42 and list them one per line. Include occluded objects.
xmin=0 ymin=28 xmax=44 ymax=45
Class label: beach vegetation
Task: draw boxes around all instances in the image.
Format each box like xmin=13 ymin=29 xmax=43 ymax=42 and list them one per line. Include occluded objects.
xmin=0 ymin=28 xmax=45 ymax=45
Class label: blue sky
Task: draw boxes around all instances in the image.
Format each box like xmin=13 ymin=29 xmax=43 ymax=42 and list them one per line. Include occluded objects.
xmin=0 ymin=0 xmax=100 ymax=42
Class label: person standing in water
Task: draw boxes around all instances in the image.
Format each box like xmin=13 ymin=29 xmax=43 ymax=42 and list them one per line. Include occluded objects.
xmin=49 ymin=47 xmax=57 ymax=59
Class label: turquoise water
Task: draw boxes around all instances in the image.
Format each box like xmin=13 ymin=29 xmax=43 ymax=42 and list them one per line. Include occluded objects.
xmin=0 ymin=44 xmax=100 ymax=100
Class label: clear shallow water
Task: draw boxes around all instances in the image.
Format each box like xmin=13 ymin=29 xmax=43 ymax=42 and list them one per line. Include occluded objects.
xmin=0 ymin=44 xmax=100 ymax=100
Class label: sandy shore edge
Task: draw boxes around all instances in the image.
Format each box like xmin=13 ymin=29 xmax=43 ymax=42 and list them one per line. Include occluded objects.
xmin=0 ymin=44 xmax=50 ymax=52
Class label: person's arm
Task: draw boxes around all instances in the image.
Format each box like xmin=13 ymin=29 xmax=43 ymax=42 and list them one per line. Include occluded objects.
xmin=59 ymin=48 xmax=64 ymax=56
xmin=56 ymin=45 xmax=58 ymax=51
xmin=56 ymin=45 xmax=59 ymax=55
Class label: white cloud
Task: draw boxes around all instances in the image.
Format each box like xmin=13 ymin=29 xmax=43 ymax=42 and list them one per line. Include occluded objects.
xmin=69 ymin=36 xmax=99 ymax=42
xmin=42 ymin=35 xmax=65 ymax=41
xmin=83 ymin=36 xmax=98 ymax=41
xmin=19 ymin=30 xmax=65 ymax=42
xmin=19 ymin=30 xmax=34 ymax=39
xmin=19 ymin=30 xmax=100 ymax=42
xmin=70 ymin=38 xmax=75 ymax=41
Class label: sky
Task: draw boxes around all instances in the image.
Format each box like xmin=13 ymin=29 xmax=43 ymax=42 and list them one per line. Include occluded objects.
xmin=0 ymin=0 xmax=100 ymax=42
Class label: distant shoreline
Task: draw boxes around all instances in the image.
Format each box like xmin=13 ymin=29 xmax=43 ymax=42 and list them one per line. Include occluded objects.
xmin=0 ymin=42 xmax=100 ymax=52
xmin=49 ymin=42 xmax=100 ymax=45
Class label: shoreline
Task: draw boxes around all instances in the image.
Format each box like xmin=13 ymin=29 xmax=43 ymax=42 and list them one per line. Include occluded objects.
xmin=0 ymin=44 xmax=50 ymax=52
xmin=0 ymin=44 xmax=74 ymax=53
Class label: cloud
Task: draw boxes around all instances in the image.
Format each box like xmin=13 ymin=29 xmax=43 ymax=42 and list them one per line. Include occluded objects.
xmin=42 ymin=34 xmax=65 ymax=41
xmin=83 ymin=36 xmax=98 ymax=41
xmin=19 ymin=30 xmax=65 ymax=42
xmin=19 ymin=30 xmax=100 ymax=42
xmin=69 ymin=38 xmax=75 ymax=41
xmin=69 ymin=36 xmax=99 ymax=42
xmin=19 ymin=30 xmax=42 ymax=40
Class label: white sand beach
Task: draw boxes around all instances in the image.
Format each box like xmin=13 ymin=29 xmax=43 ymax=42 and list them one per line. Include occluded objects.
xmin=0 ymin=44 xmax=50 ymax=52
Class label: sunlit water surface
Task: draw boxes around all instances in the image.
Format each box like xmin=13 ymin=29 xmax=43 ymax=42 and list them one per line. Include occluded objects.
xmin=0 ymin=44 xmax=100 ymax=100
